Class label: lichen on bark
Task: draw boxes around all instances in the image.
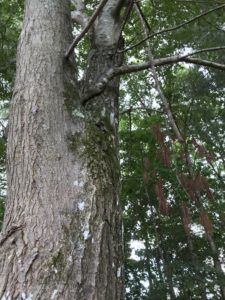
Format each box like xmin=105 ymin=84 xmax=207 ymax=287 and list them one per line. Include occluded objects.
xmin=0 ymin=0 xmax=124 ymax=299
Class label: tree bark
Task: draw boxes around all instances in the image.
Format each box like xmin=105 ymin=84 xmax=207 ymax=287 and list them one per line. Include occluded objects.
xmin=0 ymin=0 xmax=124 ymax=299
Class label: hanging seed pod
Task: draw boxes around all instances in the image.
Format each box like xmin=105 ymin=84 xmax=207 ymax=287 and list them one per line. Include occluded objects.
xmin=155 ymin=179 xmax=169 ymax=215
xmin=155 ymin=179 xmax=164 ymax=200
xmin=143 ymin=170 xmax=149 ymax=185
xmin=179 ymin=174 xmax=197 ymax=202
xmin=187 ymin=189 xmax=197 ymax=202
xmin=188 ymin=179 xmax=196 ymax=195
xmin=143 ymin=157 xmax=151 ymax=171
xmin=179 ymin=174 xmax=189 ymax=188
xmin=161 ymin=145 xmax=171 ymax=167
xmin=192 ymin=138 xmax=214 ymax=163
xmin=195 ymin=175 xmax=214 ymax=200
xmin=199 ymin=209 xmax=213 ymax=238
xmin=159 ymin=198 xmax=169 ymax=215
xmin=181 ymin=202 xmax=191 ymax=236
xmin=195 ymin=175 xmax=205 ymax=191
xmin=151 ymin=123 xmax=164 ymax=146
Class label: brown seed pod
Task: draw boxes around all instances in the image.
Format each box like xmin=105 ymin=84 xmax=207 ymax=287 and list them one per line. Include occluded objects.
xmin=199 ymin=209 xmax=213 ymax=237
xmin=181 ymin=202 xmax=191 ymax=236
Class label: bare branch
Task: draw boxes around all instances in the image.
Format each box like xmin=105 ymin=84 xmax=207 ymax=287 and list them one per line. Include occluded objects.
xmin=81 ymin=51 xmax=225 ymax=104
xmin=181 ymin=57 xmax=225 ymax=69
xmin=180 ymin=46 xmax=225 ymax=58
xmin=120 ymin=55 xmax=225 ymax=72
xmin=121 ymin=107 xmax=163 ymax=115
xmin=120 ymin=3 xmax=225 ymax=53
xmin=65 ymin=0 xmax=109 ymax=58
xmin=82 ymin=68 xmax=115 ymax=105
xmin=134 ymin=1 xmax=184 ymax=142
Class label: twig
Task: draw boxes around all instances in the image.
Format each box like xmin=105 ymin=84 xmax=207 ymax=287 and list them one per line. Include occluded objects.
xmin=182 ymin=57 xmax=225 ymax=69
xmin=120 ymin=3 xmax=225 ymax=53
xmin=121 ymin=107 xmax=163 ymax=115
xmin=181 ymin=46 xmax=225 ymax=58
xmin=65 ymin=0 xmax=109 ymax=58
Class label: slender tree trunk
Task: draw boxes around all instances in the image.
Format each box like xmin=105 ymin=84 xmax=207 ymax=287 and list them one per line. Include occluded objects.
xmin=0 ymin=0 xmax=124 ymax=299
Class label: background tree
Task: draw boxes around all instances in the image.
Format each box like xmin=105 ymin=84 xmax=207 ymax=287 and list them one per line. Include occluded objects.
xmin=0 ymin=0 xmax=225 ymax=299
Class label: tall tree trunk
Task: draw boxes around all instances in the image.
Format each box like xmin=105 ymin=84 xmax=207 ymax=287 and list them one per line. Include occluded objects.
xmin=0 ymin=0 xmax=124 ymax=299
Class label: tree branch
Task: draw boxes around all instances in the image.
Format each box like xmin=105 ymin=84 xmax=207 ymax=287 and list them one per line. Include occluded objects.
xmin=181 ymin=57 xmax=225 ymax=69
xmin=181 ymin=46 xmax=225 ymax=58
xmin=121 ymin=107 xmax=163 ymax=115
xmin=82 ymin=49 xmax=225 ymax=104
xmin=65 ymin=0 xmax=109 ymax=58
xmin=134 ymin=1 xmax=184 ymax=142
xmin=120 ymin=3 xmax=225 ymax=53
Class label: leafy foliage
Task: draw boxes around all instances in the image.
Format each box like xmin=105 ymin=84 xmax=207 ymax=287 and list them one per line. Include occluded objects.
xmin=119 ymin=1 xmax=225 ymax=299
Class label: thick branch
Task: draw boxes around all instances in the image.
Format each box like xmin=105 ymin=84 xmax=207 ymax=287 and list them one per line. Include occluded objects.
xmin=121 ymin=3 xmax=225 ymax=52
xmin=126 ymin=52 xmax=225 ymax=72
xmin=82 ymin=52 xmax=225 ymax=104
xmin=65 ymin=0 xmax=109 ymax=58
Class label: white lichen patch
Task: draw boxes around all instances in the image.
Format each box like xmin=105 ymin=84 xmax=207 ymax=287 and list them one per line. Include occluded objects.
xmin=110 ymin=112 xmax=115 ymax=125
xmin=117 ymin=267 xmax=121 ymax=278
xmin=72 ymin=109 xmax=85 ymax=119
xmin=67 ymin=255 xmax=73 ymax=263
xmin=42 ymin=124 xmax=49 ymax=130
xmin=2 ymin=291 xmax=11 ymax=300
xmin=21 ymin=293 xmax=26 ymax=300
xmin=78 ymin=202 xmax=85 ymax=211
xmin=51 ymin=289 xmax=58 ymax=300
xmin=73 ymin=180 xmax=84 ymax=188
xmin=83 ymin=230 xmax=90 ymax=240
xmin=54 ymin=268 xmax=58 ymax=274
xmin=21 ymin=293 xmax=33 ymax=300
xmin=101 ymin=107 xmax=106 ymax=116
xmin=116 ymin=195 xmax=119 ymax=205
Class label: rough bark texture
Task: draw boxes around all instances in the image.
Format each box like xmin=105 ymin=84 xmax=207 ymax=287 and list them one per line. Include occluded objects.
xmin=0 ymin=0 xmax=124 ymax=299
